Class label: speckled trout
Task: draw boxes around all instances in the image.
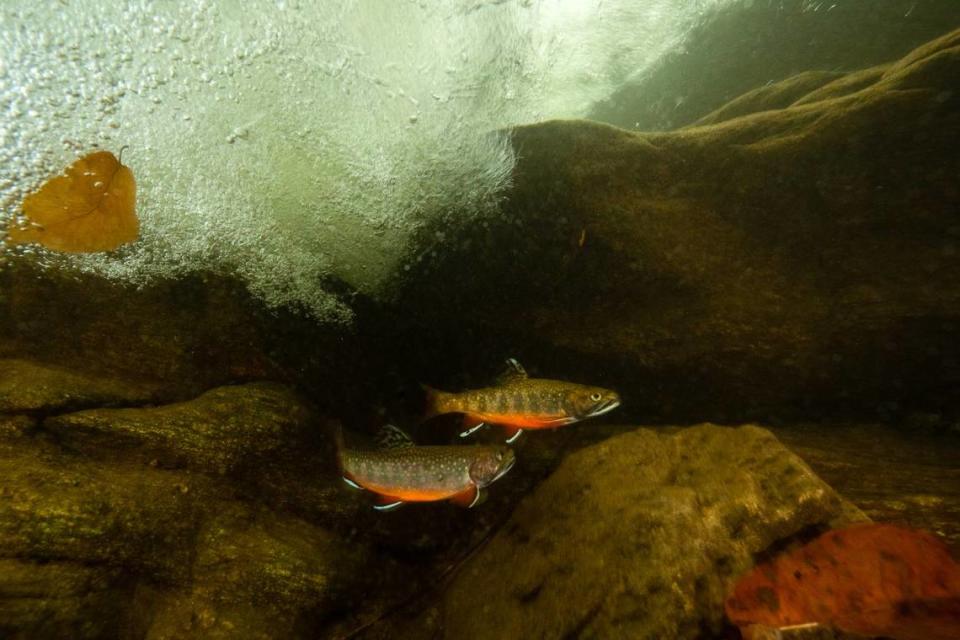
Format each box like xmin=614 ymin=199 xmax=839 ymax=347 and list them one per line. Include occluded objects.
xmin=423 ymin=358 xmax=621 ymax=443
xmin=334 ymin=424 xmax=515 ymax=512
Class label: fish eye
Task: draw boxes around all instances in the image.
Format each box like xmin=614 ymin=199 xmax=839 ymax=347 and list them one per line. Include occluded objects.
xmin=590 ymin=392 xmax=602 ymax=402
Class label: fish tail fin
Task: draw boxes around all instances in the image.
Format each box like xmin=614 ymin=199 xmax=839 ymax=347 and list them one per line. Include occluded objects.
xmin=420 ymin=384 xmax=453 ymax=422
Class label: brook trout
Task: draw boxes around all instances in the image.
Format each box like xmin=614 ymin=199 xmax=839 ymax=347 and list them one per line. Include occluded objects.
xmin=423 ymin=358 xmax=621 ymax=442
xmin=335 ymin=423 xmax=515 ymax=511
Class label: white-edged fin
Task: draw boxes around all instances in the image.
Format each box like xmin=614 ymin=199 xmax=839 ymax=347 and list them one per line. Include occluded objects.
xmin=342 ymin=476 xmax=364 ymax=490
xmin=450 ymin=485 xmax=481 ymax=508
xmin=495 ymin=357 xmax=528 ymax=385
xmin=468 ymin=488 xmax=483 ymax=508
xmin=375 ymin=424 xmax=415 ymax=449
xmin=505 ymin=428 xmax=524 ymax=444
xmin=459 ymin=422 xmax=486 ymax=438
xmin=373 ymin=500 xmax=405 ymax=512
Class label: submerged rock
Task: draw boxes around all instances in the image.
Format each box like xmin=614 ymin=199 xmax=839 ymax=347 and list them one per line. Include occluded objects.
xmin=0 ymin=438 xmax=211 ymax=583
xmin=691 ymin=70 xmax=845 ymax=126
xmin=139 ymin=506 xmax=375 ymax=640
xmin=0 ymin=358 xmax=159 ymax=414
xmin=43 ymin=382 xmax=314 ymax=475
xmin=399 ymin=28 xmax=960 ymax=426
xmin=0 ymin=414 xmax=35 ymax=439
xmin=0 ymin=268 xmax=286 ymax=402
xmin=0 ymin=374 xmax=410 ymax=639
xmin=589 ymin=0 xmax=960 ymax=131
xmin=441 ymin=424 xmax=865 ymax=639
xmin=771 ymin=423 xmax=960 ymax=547
xmin=0 ymin=558 xmax=127 ymax=640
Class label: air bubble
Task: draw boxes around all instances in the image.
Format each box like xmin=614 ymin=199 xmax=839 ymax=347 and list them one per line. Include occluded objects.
xmin=1 ymin=0 xmax=704 ymax=323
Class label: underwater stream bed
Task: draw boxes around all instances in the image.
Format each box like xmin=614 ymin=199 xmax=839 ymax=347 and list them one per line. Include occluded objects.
xmin=2 ymin=2 xmax=960 ymax=639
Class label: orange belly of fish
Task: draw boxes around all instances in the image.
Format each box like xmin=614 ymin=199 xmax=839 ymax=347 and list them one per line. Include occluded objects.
xmin=474 ymin=413 xmax=567 ymax=429
xmin=359 ymin=481 xmax=465 ymax=502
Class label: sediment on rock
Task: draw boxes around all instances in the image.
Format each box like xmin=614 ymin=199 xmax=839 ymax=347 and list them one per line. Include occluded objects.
xmin=440 ymin=424 xmax=866 ymax=640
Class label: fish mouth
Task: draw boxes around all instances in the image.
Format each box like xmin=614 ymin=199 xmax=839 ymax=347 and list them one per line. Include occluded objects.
xmin=587 ymin=398 xmax=621 ymax=418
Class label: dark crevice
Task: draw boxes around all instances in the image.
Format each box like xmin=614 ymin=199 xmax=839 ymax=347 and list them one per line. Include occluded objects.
xmin=562 ymin=601 xmax=603 ymax=640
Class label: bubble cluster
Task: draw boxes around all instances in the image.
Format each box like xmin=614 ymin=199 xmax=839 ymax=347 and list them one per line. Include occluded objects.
xmin=0 ymin=0 xmax=723 ymax=321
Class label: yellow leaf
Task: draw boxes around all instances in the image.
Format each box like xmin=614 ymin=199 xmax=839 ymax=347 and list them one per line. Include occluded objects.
xmin=6 ymin=150 xmax=138 ymax=253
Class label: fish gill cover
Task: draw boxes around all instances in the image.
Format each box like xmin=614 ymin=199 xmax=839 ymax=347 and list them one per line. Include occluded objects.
xmin=0 ymin=0 xmax=723 ymax=321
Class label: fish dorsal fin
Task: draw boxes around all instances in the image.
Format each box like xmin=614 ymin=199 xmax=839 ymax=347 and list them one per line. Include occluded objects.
xmin=376 ymin=424 xmax=415 ymax=449
xmin=495 ymin=358 xmax=528 ymax=385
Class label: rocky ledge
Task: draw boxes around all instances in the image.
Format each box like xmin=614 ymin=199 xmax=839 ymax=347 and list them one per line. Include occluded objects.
xmin=0 ymin=360 xmax=878 ymax=639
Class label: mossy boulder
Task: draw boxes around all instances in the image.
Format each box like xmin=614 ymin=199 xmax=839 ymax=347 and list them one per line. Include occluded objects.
xmin=589 ymin=0 xmax=960 ymax=131
xmin=0 ymin=414 xmax=35 ymax=439
xmin=692 ymin=70 xmax=844 ymax=126
xmin=0 ymin=370 xmax=406 ymax=639
xmin=0 ymin=559 xmax=127 ymax=640
xmin=399 ymin=28 xmax=960 ymax=425
xmin=0 ymin=268 xmax=283 ymax=401
xmin=0 ymin=358 xmax=159 ymax=414
xmin=0 ymin=437 xmax=211 ymax=583
xmin=441 ymin=425 xmax=865 ymax=639
xmin=138 ymin=506 xmax=374 ymax=639
xmin=43 ymin=383 xmax=315 ymax=475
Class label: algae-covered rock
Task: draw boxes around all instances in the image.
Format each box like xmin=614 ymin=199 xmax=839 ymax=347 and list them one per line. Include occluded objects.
xmin=0 ymin=358 xmax=159 ymax=414
xmin=0 ymin=268 xmax=284 ymax=401
xmin=140 ymin=506 xmax=376 ymax=639
xmin=0 ymin=439 xmax=210 ymax=582
xmin=0 ymin=414 xmax=35 ymax=439
xmin=0 ymin=376 xmax=415 ymax=639
xmin=43 ymin=383 xmax=314 ymax=475
xmin=692 ymin=70 xmax=844 ymax=126
xmin=441 ymin=424 xmax=865 ymax=639
xmin=0 ymin=558 xmax=127 ymax=640
xmin=589 ymin=0 xmax=960 ymax=131
xmin=399 ymin=28 xmax=960 ymax=425
xmin=772 ymin=423 xmax=960 ymax=547
xmin=790 ymin=65 xmax=887 ymax=106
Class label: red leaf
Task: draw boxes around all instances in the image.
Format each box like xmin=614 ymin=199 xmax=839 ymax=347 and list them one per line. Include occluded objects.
xmin=725 ymin=523 xmax=960 ymax=640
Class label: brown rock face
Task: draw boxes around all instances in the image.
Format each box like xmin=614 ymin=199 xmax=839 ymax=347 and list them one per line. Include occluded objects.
xmin=692 ymin=70 xmax=846 ymax=127
xmin=0 ymin=269 xmax=282 ymax=401
xmin=0 ymin=559 xmax=128 ymax=640
xmin=43 ymin=383 xmax=314 ymax=474
xmin=0 ymin=373 xmax=406 ymax=639
xmin=136 ymin=506 xmax=372 ymax=640
xmin=589 ymin=0 xmax=960 ymax=131
xmin=0 ymin=358 xmax=160 ymax=413
xmin=440 ymin=425 xmax=865 ymax=640
xmin=399 ymin=28 xmax=960 ymax=425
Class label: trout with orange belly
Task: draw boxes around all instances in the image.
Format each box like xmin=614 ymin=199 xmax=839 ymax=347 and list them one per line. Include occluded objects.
xmin=335 ymin=424 xmax=515 ymax=511
xmin=423 ymin=358 xmax=621 ymax=443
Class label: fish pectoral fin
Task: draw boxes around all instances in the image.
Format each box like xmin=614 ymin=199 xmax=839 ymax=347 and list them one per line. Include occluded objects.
xmin=503 ymin=426 xmax=524 ymax=444
xmin=372 ymin=495 xmax=406 ymax=512
xmin=342 ymin=476 xmax=364 ymax=491
xmin=373 ymin=501 xmax=405 ymax=512
xmin=450 ymin=485 xmax=482 ymax=509
xmin=459 ymin=415 xmax=487 ymax=438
